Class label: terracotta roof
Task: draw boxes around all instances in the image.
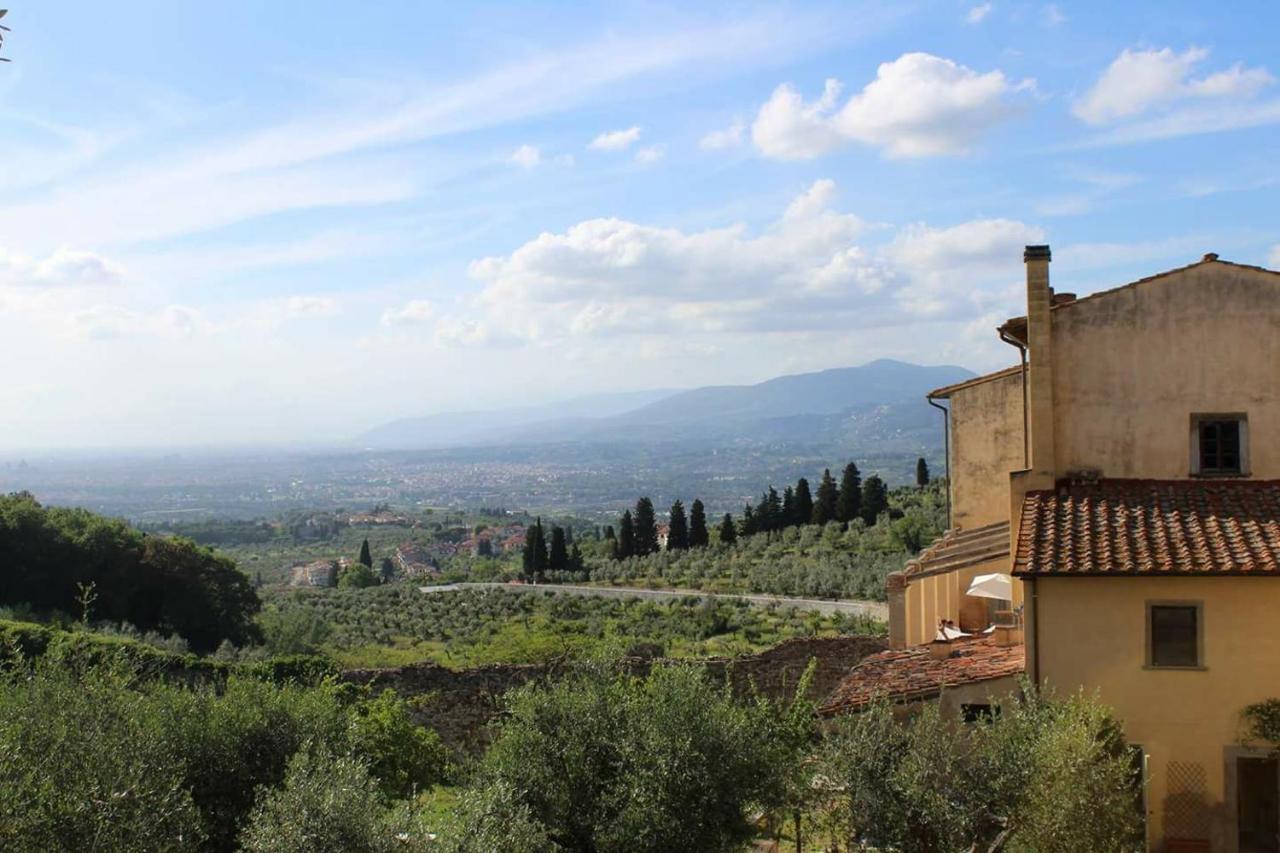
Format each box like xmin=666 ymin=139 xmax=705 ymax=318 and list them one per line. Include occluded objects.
xmin=819 ymin=636 xmax=1024 ymax=715
xmin=927 ymin=365 xmax=1023 ymax=399
xmin=1014 ymin=479 xmax=1280 ymax=577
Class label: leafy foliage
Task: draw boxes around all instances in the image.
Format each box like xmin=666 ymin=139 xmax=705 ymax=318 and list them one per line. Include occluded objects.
xmin=471 ymin=662 xmax=811 ymax=852
xmin=818 ymin=685 xmax=1144 ymax=853
xmin=263 ymin=586 xmax=884 ymax=668
xmin=0 ymin=653 xmax=447 ymax=852
xmin=0 ymin=492 xmax=260 ymax=651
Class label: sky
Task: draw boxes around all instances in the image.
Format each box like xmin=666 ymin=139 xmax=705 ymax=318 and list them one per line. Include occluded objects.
xmin=2 ymin=1 xmax=1279 ymax=449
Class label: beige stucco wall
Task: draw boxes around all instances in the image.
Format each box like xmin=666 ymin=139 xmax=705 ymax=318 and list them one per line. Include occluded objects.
xmin=948 ymin=370 xmax=1025 ymax=530
xmin=1050 ymin=263 xmax=1280 ymax=479
xmin=1034 ymin=575 xmax=1280 ymax=852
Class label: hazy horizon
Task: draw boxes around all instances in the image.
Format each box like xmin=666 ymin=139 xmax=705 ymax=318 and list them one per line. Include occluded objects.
xmin=3 ymin=2 xmax=1279 ymax=447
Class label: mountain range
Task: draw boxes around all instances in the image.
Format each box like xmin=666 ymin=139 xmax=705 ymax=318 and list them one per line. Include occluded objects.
xmin=358 ymin=359 xmax=976 ymax=453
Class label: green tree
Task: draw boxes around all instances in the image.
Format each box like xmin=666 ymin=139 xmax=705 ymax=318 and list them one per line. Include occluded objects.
xmin=820 ymin=686 xmax=1142 ymax=853
xmin=474 ymin=663 xmax=807 ymax=852
xmin=522 ymin=519 xmax=549 ymax=582
xmin=861 ymin=475 xmax=889 ymax=526
xmin=837 ymin=462 xmax=862 ymax=523
xmin=812 ymin=468 xmax=838 ymax=525
xmin=718 ymin=513 xmax=737 ymax=545
xmin=358 ymin=538 xmax=373 ymax=569
xmin=339 ymin=562 xmax=378 ymax=589
xmin=634 ymin=498 xmax=659 ymax=556
xmin=616 ymin=511 xmax=636 ymax=560
xmin=667 ymin=500 xmax=689 ymax=551
xmin=688 ymin=499 xmax=709 ymax=548
xmin=916 ymin=457 xmax=930 ymax=487
xmin=602 ymin=525 xmax=617 ymax=559
xmin=782 ymin=487 xmax=795 ymax=529
xmin=793 ymin=477 xmax=814 ymax=528
xmin=548 ymin=526 xmax=568 ymax=573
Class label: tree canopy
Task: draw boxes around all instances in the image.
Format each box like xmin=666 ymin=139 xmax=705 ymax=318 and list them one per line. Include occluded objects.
xmin=0 ymin=492 xmax=260 ymax=652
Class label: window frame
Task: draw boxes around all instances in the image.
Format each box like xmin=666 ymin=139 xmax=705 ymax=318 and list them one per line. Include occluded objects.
xmin=1190 ymin=413 xmax=1249 ymax=477
xmin=1145 ymin=600 xmax=1205 ymax=671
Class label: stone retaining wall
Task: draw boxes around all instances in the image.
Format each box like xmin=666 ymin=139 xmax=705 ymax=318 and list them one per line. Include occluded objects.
xmin=341 ymin=635 xmax=887 ymax=751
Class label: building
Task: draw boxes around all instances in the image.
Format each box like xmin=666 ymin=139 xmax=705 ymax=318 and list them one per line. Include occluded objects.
xmin=288 ymin=558 xmax=340 ymax=587
xmin=880 ymin=247 xmax=1280 ymax=852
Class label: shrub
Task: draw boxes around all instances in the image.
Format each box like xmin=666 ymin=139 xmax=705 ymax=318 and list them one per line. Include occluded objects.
xmin=474 ymin=662 xmax=809 ymax=852
xmin=238 ymin=750 xmax=391 ymax=853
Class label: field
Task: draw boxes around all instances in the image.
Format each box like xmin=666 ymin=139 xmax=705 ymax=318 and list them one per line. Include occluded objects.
xmin=262 ymin=585 xmax=885 ymax=669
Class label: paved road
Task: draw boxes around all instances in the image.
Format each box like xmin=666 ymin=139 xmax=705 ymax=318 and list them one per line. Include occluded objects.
xmin=419 ymin=581 xmax=887 ymax=620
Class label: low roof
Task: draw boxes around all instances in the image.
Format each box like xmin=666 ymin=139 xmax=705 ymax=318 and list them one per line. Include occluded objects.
xmin=1014 ymin=479 xmax=1280 ymax=577
xmin=927 ymin=365 xmax=1022 ymax=400
xmin=819 ymin=635 xmax=1024 ymax=715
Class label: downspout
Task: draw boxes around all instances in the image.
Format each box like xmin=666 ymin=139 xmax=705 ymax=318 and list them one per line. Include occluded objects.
xmin=1000 ymin=328 xmax=1029 ymax=469
xmin=927 ymin=395 xmax=951 ymax=529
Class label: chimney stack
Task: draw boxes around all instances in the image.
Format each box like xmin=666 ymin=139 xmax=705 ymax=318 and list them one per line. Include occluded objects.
xmin=1024 ymin=245 xmax=1056 ymax=479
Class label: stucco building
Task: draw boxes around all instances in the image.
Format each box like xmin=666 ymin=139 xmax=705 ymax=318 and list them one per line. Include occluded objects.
xmin=879 ymin=246 xmax=1280 ymax=853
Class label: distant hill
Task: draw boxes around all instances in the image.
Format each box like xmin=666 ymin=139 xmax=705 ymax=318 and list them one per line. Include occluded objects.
xmin=358 ymin=359 xmax=976 ymax=452
xmin=617 ymin=360 xmax=973 ymax=425
xmin=358 ymin=388 xmax=678 ymax=449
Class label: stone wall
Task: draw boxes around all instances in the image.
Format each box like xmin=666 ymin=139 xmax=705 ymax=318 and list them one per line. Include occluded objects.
xmin=341 ymin=635 xmax=886 ymax=751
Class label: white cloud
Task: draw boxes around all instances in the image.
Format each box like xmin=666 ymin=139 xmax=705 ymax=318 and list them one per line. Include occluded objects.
xmin=445 ymin=179 xmax=1039 ymax=344
xmin=699 ymin=119 xmax=745 ymax=149
xmin=589 ymin=126 xmax=642 ymax=150
xmin=69 ymin=304 xmax=205 ymax=340
xmin=634 ymin=145 xmax=665 ymax=163
xmin=751 ymin=53 xmax=1030 ymax=160
xmin=381 ymin=299 xmax=435 ymax=326
xmin=0 ymin=247 xmax=123 ymax=288
xmin=509 ymin=144 xmax=542 ymax=167
xmin=966 ymin=3 xmax=993 ymax=24
xmin=1043 ymin=4 xmax=1066 ymax=26
xmin=1073 ymin=47 xmax=1274 ymax=125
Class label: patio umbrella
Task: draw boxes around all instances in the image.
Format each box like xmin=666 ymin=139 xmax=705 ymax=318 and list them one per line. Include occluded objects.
xmin=966 ymin=572 xmax=1013 ymax=601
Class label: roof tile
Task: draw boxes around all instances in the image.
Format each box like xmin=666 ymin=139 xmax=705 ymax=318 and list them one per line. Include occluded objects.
xmin=1014 ymin=479 xmax=1280 ymax=576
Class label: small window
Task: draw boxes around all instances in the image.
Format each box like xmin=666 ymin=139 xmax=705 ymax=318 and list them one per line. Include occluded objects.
xmin=1192 ymin=414 xmax=1247 ymax=476
xmin=962 ymin=703 xmax=998 ymax=723
xmin=1148 ymin=604 xmax=1201 ymax=668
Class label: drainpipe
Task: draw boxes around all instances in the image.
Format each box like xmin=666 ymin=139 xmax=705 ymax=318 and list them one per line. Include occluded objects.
xmin=927 ymin=395 xmax=951 ymax=529
xmin=999 ymin=329 xmax=1030 ymax=470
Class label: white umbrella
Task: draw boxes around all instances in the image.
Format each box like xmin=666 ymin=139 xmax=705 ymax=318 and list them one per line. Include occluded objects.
xmin=966 ymin=572 xmax=1013 ymax=601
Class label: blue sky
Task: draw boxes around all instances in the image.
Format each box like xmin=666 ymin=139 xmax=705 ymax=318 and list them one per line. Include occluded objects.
xmin=2 ymin=1 xmax=1278 ymax=448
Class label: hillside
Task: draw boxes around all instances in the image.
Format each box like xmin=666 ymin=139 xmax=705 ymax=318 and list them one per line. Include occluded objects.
xmin=358 ymin=359 xmax=975 ymax=451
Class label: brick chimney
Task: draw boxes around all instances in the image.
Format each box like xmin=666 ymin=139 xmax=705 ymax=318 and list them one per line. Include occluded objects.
xmin=1024 ymin=245 xmax=1055 ymax=480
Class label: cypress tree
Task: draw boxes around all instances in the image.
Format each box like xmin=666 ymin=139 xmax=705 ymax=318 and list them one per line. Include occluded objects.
xmin=741 ymin=504 xmax=757 ymax=537
xmin=861 ymin=475 xmax=889 ymax=526
xmin=916 ymin=457 xmax=930 ymax=487
xmin=719 ymin=513 xmax=737 ymax=545
xmin=764 ymin=487 xmax=783 ymax=532
xmin=793 ymin=477 xmax=814 ymax=527
xmin=358 ymin=538 xmax=373 ymax=568
xmin=634 ymin=497 xmax=659 ymax=556
xmin=837 ymin=462 xmax=862 ymax=523
xmin=569 ymin=542 xmax=585 ymax=576
xmin=688 ymin=499 xmax=709 ymax=548
xmin=781 ymin=487 xmax=795 ymax=529
xmin=522 ymin=518 xmax=549 ymax=581
xmin=549 ymin=525 xmax=568 ymax=572
xmin=603 ymin=525 xmax=617 ymax=558
xmin=617 ymin=511 xmax=636 ymax=559
xmin=667 ymin=500 xmax=689 ymax=551
xmin=812 ymin=469 xmax=838 ymax=525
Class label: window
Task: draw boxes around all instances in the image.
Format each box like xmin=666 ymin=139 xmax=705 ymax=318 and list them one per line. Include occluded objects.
xmin=1147 ymin=603 xmax=1202 ymax=669
xmin=962 ymin=703 xmax=998 ymax=723
xmin=1192 ymin=414 xmax=1248 ymax=476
